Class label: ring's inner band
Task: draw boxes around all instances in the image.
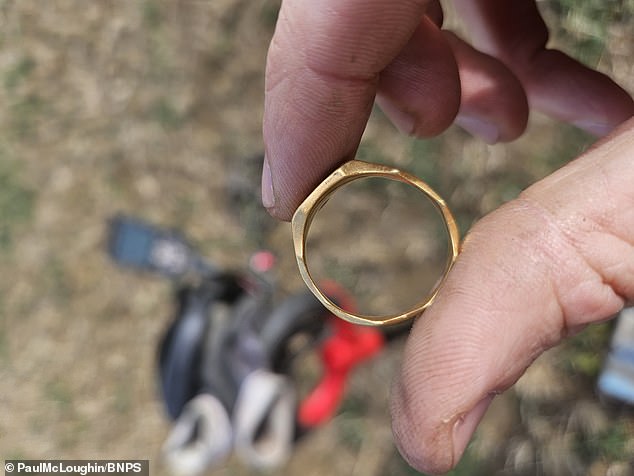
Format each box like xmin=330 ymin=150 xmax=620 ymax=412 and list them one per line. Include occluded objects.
xmin=305 ymin=177 xmax=450 ymax=317
xmin=293 ymin=161 xmax=459 ymax=325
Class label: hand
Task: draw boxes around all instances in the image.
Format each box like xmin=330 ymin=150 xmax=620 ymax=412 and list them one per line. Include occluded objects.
xmin=391 ymin=117 xmax=634 ymax=473
xmin=262 ymin=0 xmax=633 ymax=220
xmin=262 ymin=1 xmax=634 ymax=473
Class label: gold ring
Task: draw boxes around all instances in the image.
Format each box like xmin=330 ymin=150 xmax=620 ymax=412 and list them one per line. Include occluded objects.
xmin=291 ymin=160 xmax=460 ymax=327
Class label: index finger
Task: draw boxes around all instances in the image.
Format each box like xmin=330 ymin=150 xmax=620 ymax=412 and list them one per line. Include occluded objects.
xmin=262 ymin=0 xmax=459 ymax=220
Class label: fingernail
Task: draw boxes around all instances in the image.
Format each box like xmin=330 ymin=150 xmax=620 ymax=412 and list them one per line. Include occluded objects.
xmin=572 ymin=120 xmax=612 ymax=137
xmin=455 ymin=116 xmax=499 ymax=144
xmin=261 ymin=156 xmax=275 ymax=209
xmin=451 ymin=394 xmax=494 ymax=464
xmin=378 ymin=100 xmax=417 ymax=135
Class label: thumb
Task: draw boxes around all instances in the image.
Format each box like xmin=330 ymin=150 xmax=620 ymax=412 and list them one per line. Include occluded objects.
xmin=391 ymin=117 xmax=634 ymax=475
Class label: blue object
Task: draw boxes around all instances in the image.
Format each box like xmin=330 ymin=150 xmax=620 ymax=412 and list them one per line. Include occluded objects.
xmin=108 ymin=215 xmax=214 ymax=278
xmin=108 ymin=216 xmax=157 ymax=269
xmin=598 ymin=307 xmax=634 ymax=405
xmin=598 ymin=369 xmax=634 ymax=405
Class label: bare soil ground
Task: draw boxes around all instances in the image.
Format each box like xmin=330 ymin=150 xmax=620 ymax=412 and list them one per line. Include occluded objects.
xmin=1 ymin=1 xmax=633 ymax=475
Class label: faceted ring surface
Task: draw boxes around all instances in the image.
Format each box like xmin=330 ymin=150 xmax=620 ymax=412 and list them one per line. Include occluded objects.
xmin=291 ymin=160 xmax=460 ymax=327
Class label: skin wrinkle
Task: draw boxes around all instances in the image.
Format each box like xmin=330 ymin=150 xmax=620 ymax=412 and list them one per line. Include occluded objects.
xmin=406 ymin=330 xmax=490 ymax=406
xmin=591 ymin=239 xmax=634 ymax=300
xmin=391 ymin=378 xmax=455 ymax=473
xmin=581 ymin=161 xmax=634 ymax=242
xmin=383 ymin=17 xmax=456 ymax=86
xmin=383 ymin=56 xmax=434 ymax=98
xmin=570 ymin=230 xmax=634 ymax=302
xmin=459 ymin=219 xmax=552 ymax=310
xmin=575 ymin=161 xmax=634 ymax=291
xmin=513 ymin=195 xmax=624 ymax=330
xmin=265 ymin=3 xmax=304 ymax=95
xmin=464 ymin=223 xmax=564 ymax=380
xmin=439 ymin=226 xmax=560 ymax=372
xmin=286 ymin=69 xmax=376 ymax=122
xmin=300 ymin=0 xmax=432 ymax=78
xmin=518 ymin=143 xmax=634 ymax=312
xmin=400 ymin=296 xmax=495 ymax=410
xmin=263 ymin=58 xmax=377 ymax=217
xmin=305 ymin=62 xmax=379 ymax=85
xmin=264 ymin=43 xmax=286 ymax=95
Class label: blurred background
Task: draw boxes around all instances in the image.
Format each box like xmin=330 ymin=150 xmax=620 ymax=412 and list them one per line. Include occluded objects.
xmin=0 ymin=0 xmax=633 ymax=474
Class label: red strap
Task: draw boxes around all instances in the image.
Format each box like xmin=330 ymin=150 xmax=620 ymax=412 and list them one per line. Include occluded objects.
xmin=298 ymin=282 xmax=384 ymax=427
